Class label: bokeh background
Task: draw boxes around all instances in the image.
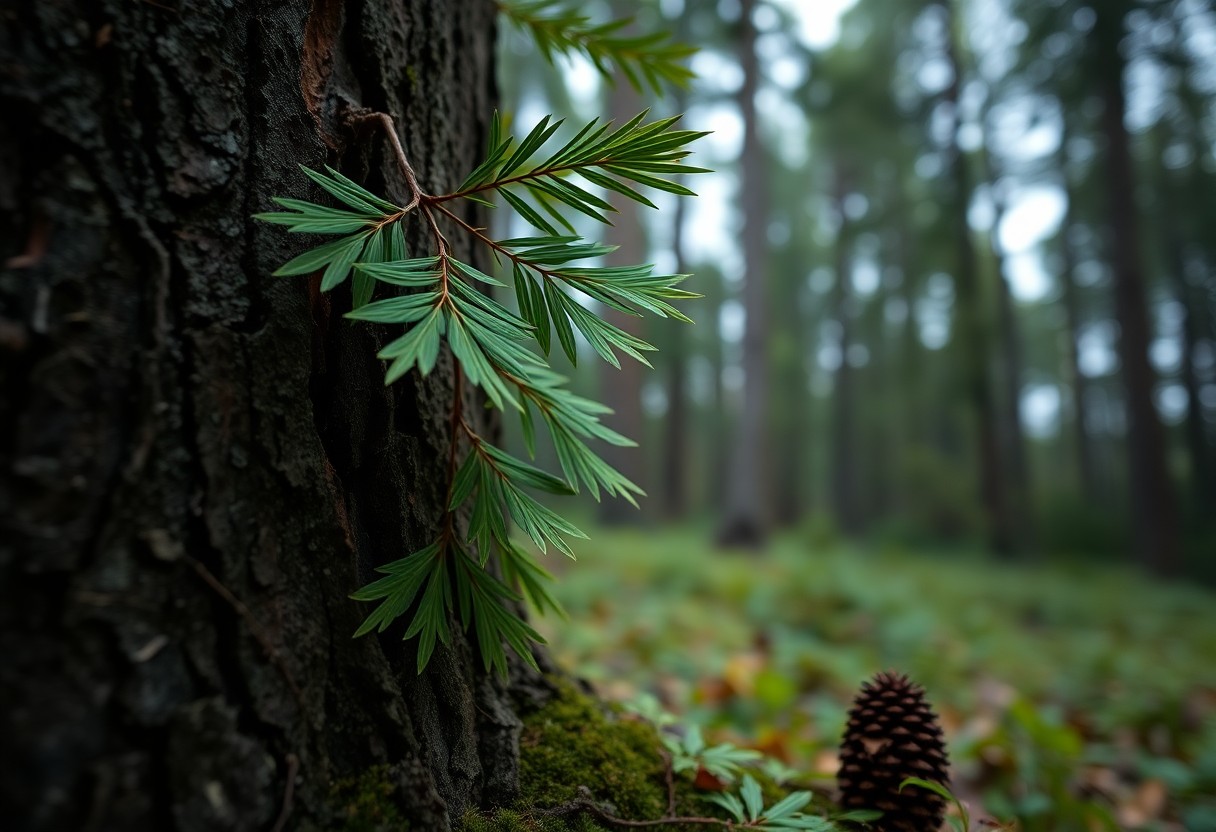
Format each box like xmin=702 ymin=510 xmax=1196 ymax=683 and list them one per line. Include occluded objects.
xmin=497 ymin=1 xmax=1216 ymax=829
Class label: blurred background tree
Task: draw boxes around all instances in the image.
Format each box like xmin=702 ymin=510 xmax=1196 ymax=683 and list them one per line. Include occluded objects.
xmin=502 ymin=0 xmax=1216 ymax=580
xmin=496 ymin=6 xmax=1216 ymax=829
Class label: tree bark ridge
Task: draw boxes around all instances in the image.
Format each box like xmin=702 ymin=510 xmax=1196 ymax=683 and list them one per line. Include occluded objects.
xmin=0 ymin=2 xmax=552 ymax=830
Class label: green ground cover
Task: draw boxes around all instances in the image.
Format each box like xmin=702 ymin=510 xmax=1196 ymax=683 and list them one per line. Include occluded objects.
xmin=534 ymin=527 xmax=1216 ymax=831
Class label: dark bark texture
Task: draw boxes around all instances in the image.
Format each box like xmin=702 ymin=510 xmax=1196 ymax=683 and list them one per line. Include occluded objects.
xmin=0 ymin=2 xmax=553 ymax=830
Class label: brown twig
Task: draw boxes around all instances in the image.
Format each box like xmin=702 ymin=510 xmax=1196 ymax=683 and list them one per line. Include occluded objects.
xmin=534 ymin=797 xmax=740 ymax=829
xmin=662 ymin=750 xmax=678 ymax=817
xmin=371 ymin=112 xmax=426 ymax=210
xmin=344 ymin=110 xmax=428 ymax=211
xmin=270 ymin=753 xmax=300 ymax=832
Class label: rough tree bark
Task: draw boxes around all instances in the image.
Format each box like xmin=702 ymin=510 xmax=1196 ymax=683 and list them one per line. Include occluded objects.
xmin=0 ymin=2 xmax=555 ymax=830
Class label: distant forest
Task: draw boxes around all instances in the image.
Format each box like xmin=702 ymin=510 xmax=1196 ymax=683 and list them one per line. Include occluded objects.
xmin=502 ymin=0 xmax=1216 ymax=578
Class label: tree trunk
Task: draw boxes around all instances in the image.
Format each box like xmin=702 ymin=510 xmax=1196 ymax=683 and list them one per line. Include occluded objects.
xmin=894 ymin=188 xmax=926 ymax=511
xmin=1161 ymin=219 xmax=1215 ymax=513
xmin=829 ymin=171 xmax=861 ymax=535
xmin=717 ymin=0 xmax=770 ymax=547
xmin=983 ymin=156 xmax=1034 ymax=551
xmin=706 ymin=275 xmax=728 ymax=514
xmin=772 ymin=317 xmax=808 ymax=528
xmin=598 ymin=9 xmax=648 ymax=526
xmin=1094 ymin=5 xmax=1181 ymax=575
xmin=661 ymin=160 xmax=689 ymax=521
xmin=941 ymin=0 xmax=1012 ymax=556
xmin=0 ymin=3 xmax=555 ymax=830
xmin=1058 ymin=194 xmax=1100 ymax=504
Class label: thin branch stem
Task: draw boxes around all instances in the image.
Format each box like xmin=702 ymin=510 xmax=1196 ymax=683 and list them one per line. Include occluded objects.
xmin=368 ymin=111 xmax=427 ymax=211
xmin=270 ymin=753 xmax=300 ymax=832
xmin=431 ymin=202 xmax=588 ymax=295
xmin=534 ymin=799 xmax=745 ymax=829
xmin=429 ymin=157 xmax=624 ymax=204
xmin=662 ymin=750 xmax=677 ymax=817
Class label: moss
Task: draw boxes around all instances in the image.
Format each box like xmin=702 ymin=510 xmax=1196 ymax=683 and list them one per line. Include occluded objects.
xmin=459 ymin=679 xmax=797 ymax=832
xmin=331 ymin=765 xmax=409 ymax=832
xmin=518 ymin=681 xmax=672 ymax=817
xmin=459 ymin=807 xmax=607 ymax=832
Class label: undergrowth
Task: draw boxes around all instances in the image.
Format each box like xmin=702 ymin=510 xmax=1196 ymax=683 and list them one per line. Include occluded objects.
xmin=532 ymin=526 xmax=1216 ymax=830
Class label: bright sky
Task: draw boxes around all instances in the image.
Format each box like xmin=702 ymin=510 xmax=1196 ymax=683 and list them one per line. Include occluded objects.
xmin=772 ymin=0 xmax=858 ymax=49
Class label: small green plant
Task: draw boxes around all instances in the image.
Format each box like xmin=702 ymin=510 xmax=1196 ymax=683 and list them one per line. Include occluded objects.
xmin=665 ymin=724 xmax=764 ymax=784
xmin=256 ymin=1 xmax=701 ymax=677
xmin=708 ymin=775 xmax=881 ymax=831
xmin=258 ymin=107 xmax=704 ymax=676
xmin=899 ymin=778 xmax=1016 ymax=832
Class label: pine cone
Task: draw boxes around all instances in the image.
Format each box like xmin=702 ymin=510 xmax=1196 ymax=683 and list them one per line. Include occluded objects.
xmin=837 ymin=671 xmax=950 ymax=832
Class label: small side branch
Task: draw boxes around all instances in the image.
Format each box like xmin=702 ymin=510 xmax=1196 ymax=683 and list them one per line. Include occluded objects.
xmin=533 ymin=795 xmax=737 ymax=829
xmin=270 ymin=753 xmax=300 ymax=832
xmin=346 ymin=109 xmax=427 ymax=212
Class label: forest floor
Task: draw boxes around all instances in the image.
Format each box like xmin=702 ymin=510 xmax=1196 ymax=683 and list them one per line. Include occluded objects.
xmin=533 ymin=525 xmax=1216 ymax=831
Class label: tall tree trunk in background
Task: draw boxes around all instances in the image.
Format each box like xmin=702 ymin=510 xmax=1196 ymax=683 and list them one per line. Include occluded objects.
xmin=1094 ymin=5 xmax=1180 ymax=575
xmin=598 ymin=43 xmax=648 ymax=525
xmin=661 ymin=87 xmax=690 ymax=521
xmin=942 ymin=0 xmax=1012 ymax=556
xmin=718 ymin=0 xmax=770 ymax=546
xmin=1057 ymin=174 xmax=1100 ymax=504
xmin=894 ymin=185 xmax=925 ymax=513
xmin=830 ymin=171 xmax=862 ymax=534
xmin=1161 ymin=228 xmax=1215 ymax=512
xmin=706 ymin=275 xmax=729 ymax=513
xmin=862 ymin=286 xmax=893 ymax=522
xmin=773 ymin=256 xmax=809 ymax=528
xmin=661 ymin=190 xmax=690 ymax=519
xmin=984 ymin=159 xmax=1034 ymax=550
xmin=0 ymin=3 xmax=555 ymax=830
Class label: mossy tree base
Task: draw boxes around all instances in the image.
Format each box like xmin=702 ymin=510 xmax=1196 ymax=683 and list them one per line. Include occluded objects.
xmin=333 ymin=678 xmax=835 ymax=832
xmin=460 ymin=681 xmax=805 ymax=832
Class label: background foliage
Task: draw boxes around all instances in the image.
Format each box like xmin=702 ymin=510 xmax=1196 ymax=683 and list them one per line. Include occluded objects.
xmin=491 ymin=1 xmax=1216 ymax=828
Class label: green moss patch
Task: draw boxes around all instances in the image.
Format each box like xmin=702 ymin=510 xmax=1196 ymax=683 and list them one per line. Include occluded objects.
xmin=331 ymin=764 xmax=409 ymax=832
xmin=461 ymin=680 xmax=795 ymax=831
